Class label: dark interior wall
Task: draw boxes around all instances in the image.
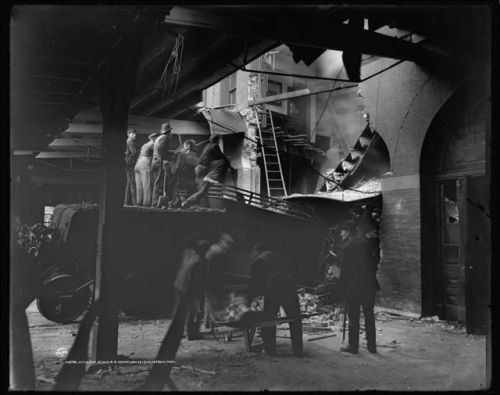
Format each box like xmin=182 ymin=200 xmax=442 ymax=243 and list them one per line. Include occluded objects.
xmin=113 ymin=208 xmax=323 ymax=314
xmin=222 ymin=133 xmax=245 ymax=170
xmin=285 ymin=158 xmax=321 ymax=195
xmin=12 ymin=180 xmax=100 ymax=227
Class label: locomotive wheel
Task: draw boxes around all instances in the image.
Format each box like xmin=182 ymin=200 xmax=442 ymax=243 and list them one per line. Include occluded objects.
xmin=37 ymin=274 xmax=92 ymax=324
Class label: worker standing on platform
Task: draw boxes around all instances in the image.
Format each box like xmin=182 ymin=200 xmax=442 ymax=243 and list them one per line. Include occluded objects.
xmin=247 ymin=243 xmax=303 ymax=357
xmin=124 ymin=128 xmax=139 ymax=206
xmin=135 ymin=133 xmax=158 ymax=206
xmin=152 ymin=122 xmax=175 ymax=207
xmin=165 ymin=139 xmax=199 ymax=208
xmin=181 ymin=135 xmax=233 ymax=208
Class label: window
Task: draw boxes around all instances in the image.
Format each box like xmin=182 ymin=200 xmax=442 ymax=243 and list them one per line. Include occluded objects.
xmin=263 ymin=50 xmax=279 ymax=70
xmin=221 ymin=73 xmax=237 ymax=106
xmin=43 ymin=206 xmax=54 ymax=227
xmin=266 ymin=80 xmax=283 ymax=105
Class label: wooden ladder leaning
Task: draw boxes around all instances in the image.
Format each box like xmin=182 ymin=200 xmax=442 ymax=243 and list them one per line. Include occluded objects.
xmin=254 ymin=108 xmax=287 ymax=197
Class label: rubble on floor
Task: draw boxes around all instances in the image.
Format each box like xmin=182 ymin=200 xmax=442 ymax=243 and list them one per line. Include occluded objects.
xmin=299 ymin=292 xmax=320 ymax=313
xmin=375 ymin=310 xmax=467 ymax=333
xmin=298 ymin=291 xmax=343 ymax=335
xmin=211 ymin=293 xmax=263 ymax=323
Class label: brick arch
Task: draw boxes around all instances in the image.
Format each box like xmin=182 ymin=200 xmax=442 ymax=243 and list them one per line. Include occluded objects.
xmin=360 ymin=62 xmax=460 ymax=177
xmin=420 ymin=80 xmax=488 ymax=177
xmin=388 ymin=78 xmax=458 ymax=177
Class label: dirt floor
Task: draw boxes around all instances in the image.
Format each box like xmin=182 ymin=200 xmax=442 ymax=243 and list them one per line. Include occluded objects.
xmin=27 ymin=302 xmax=487 ymax=392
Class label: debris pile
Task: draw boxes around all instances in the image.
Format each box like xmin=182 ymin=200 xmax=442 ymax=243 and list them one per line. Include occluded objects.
xmin=211 ymin=293 xmax=263 ymax=323
xmin=376 ymin=311 xmax=467 ymax=333
xmin=301 ymin=311 xmax=343 ymax=334
xmin=16 ymin=223 xmax=62 ymax=257
xmin=419 ymin=315 xmax=441 ymax=323
xmin=416 ymin=316 xmax=466 ymax=333
xmin=298 ymin=292 xmax=319 ymax=313
xmin=352 ymin=178 xmax=381 ymax=193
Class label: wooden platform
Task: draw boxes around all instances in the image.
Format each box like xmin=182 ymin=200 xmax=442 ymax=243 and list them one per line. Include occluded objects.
xmin=123 ymin=205 xmax=226 ymax=214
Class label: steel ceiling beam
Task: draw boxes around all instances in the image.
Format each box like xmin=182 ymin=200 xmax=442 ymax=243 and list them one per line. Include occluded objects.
xmin=163 ymin=6 xmax=429 ymax=62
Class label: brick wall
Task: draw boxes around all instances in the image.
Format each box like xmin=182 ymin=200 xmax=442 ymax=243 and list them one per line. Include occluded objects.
xmin=378 ymin=186 xmax=422 ymax=312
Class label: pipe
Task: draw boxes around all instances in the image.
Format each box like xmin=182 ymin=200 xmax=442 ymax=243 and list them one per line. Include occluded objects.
xmin=239 ymin=59 xmax=404 ymax=83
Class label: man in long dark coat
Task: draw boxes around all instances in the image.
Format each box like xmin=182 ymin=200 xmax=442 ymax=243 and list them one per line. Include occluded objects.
xmin=339 ymin=220 xmax=380 ymax=354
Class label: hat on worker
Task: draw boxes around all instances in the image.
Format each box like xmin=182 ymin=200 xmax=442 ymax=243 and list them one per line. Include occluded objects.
xmin=127 ymin=127 xmax=137 ymax=134
xmin=220 ymin=233 xmax=235 ymax=246
xmin=160 ymin=122 xmax=172 ymax=134
xmin=349 ymin=206 xmax=364 ymax=216
xmin=148 ymin=132 xmax=160 ymax=139
xmin=338 ymin=220 xmax=357 ymax=234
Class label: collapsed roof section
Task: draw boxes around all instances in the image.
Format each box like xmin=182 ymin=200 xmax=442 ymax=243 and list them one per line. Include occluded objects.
xmin=200 ymin=108 xmax=247 ymax=136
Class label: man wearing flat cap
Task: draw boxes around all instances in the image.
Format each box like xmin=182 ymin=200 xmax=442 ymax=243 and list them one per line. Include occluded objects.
xmin=151 ymin=122 xmax=175 ymax=206
xmin=338 ymin=219 xmax=380 ymax=354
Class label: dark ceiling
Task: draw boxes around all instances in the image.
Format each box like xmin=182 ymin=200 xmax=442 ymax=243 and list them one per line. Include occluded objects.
xmin=10 ymin=5 xmax=492 ymax=153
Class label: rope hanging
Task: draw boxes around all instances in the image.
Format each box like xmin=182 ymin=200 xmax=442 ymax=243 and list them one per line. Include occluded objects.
xmin=158 ymin=34 xmax=184 ymax=97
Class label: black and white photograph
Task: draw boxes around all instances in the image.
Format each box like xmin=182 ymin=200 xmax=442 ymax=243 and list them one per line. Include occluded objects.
xmin=8 ymin=3 xmax=494 ymax=391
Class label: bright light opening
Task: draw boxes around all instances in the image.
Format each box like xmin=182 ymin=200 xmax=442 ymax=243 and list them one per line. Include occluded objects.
xmin=43 ymin=206 xmax=54 ymax=227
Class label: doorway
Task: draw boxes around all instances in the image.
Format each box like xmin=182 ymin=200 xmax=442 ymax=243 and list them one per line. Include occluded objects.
xmin=435 ymin=178 xmax=464 ymax=322
xmin=420 ymin=81 xmax=490 ymax=334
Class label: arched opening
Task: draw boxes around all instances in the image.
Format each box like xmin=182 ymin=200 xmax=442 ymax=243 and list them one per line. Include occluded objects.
xmin=420 ymin=80 xmax=490 ymax=334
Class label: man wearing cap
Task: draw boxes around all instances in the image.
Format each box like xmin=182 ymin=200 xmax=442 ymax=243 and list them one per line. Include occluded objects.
xmin=338 ymin=219 xmax=380 ymax=354
xmin=124 ymin=128 xmax=139 ymax=206
xmin=181 ymin=134 xmax=232 ymax=208
xmin=164 ymin=139 xmax=200 ymax=208
xmin=152 ymin=122 xmax=175 ymax=207
xmin=135 ymin=133 xmax=159 ymax=206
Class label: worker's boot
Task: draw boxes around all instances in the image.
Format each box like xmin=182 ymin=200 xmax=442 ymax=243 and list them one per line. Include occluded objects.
xmin=261 ymin=328 xmax=277 ymax=356
xmin=367 ymin=344 xmax=377 ymax=353
xmin=186 ymin=311 xmax=203 ymax=340
xmin=340 ymin=345 xmax=358 ymax=354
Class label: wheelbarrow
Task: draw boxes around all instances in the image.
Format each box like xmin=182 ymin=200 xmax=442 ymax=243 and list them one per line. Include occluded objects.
xmin=209 ymin=310 xmax=303 ymax=352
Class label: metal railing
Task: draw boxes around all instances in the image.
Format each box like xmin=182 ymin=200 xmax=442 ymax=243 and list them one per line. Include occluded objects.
xmin=207 ymin=184 xmax=312 ymax=220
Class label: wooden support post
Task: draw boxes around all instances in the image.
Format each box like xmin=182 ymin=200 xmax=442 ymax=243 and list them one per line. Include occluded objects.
xmin=91 ymin=32 xmax=143 ymax=361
